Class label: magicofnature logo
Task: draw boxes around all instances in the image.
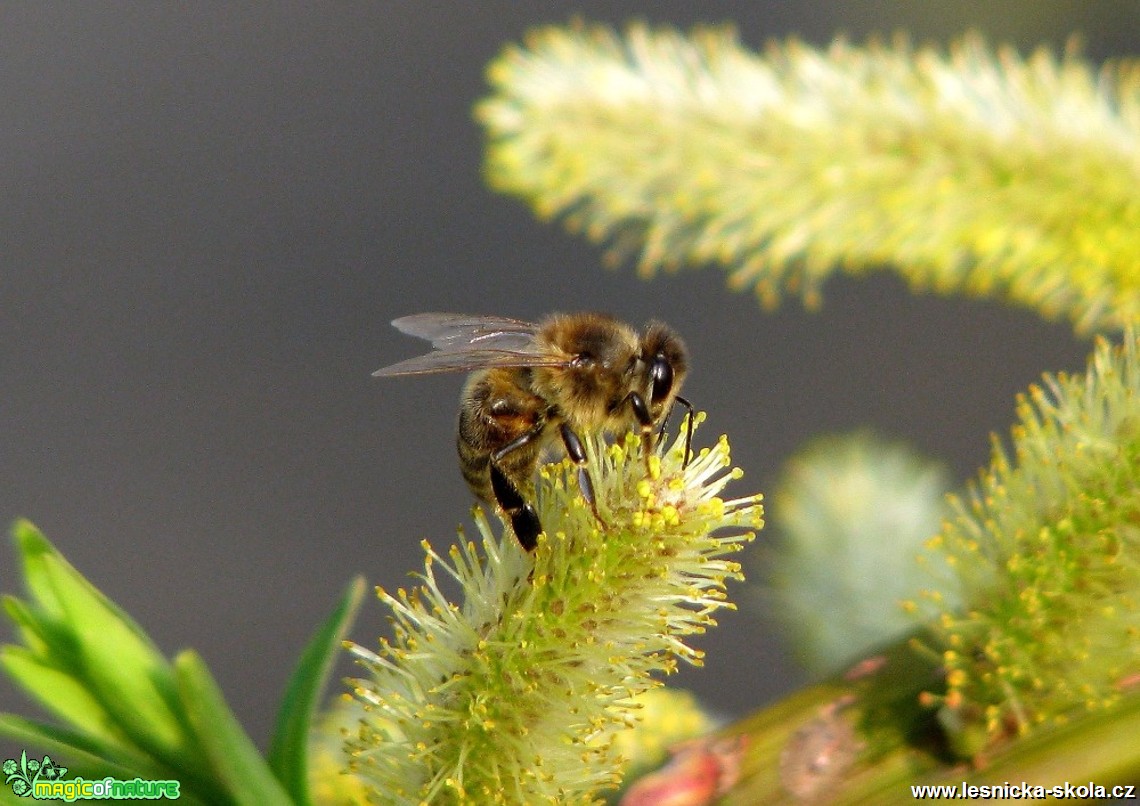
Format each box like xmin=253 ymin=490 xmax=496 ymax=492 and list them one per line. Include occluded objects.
xmin=3 ymin=751 xmax=180 ymax=800
xmin=3 ymin=752 xmax=66 ymax=797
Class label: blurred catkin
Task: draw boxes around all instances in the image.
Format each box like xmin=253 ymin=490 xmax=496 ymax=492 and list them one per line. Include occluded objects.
xmin=479 ymin=24 xmax=1140 ymax=332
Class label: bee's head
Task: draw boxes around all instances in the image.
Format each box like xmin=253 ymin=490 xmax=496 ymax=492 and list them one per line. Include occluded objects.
xmin=640 ymin=322 xmax=688 ymax=423
xmin=537 ymin=313 xmax=688 ymax=431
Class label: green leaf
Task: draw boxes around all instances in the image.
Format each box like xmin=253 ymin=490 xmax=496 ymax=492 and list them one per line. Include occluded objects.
xmin=0 ymin=714 xmax=166 ymax=791
xmin=174 ymin=650 xmax=293 ymax=806
xmin=2 ymin=595 xmax=52 ymax=658
xmin=8 ymin=521 xmax=200 ymax=768
xmin=0 ymin=645 xmax=126 ymax=750
xmin=0 ymin=714 xmax=216 ymax=806
xmin=0 ymin=784 xmax=28 ymax=806
xmin=267 ymin=576 xmax=365 ymax=806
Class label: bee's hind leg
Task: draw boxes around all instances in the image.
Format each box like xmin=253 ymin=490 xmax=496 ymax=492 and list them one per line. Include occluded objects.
xmin=489 ymin=463 xmax=542 ymax=552
xmin=559 ymin=424 xmax=606 ymax=528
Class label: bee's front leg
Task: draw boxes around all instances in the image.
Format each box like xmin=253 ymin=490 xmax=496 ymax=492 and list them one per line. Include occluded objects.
xmin=559 ymin=424 xmax=607 ymax=528
xmin=668 ymin=395 xmax=695 ymax=468
xmin=621 ymin=391 xmax=657 ymax=474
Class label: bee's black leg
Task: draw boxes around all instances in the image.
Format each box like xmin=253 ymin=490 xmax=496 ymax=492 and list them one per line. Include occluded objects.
xmin=490 ymin=463 xmax=541 ymax=551
xmin=656 ymin=395 xmax=695 ymax=465
xmin=559 ymin=424 xmax=605 ymax=526
xmin=673 ymin=395 xmax=695 ymax=468
xmin=621 ymin=391 xmax=656 ymax=472
xmin=625 ymin=392 xmax=695 ymax=469
xmin=491 ymin=424 xmax=544 ymax=463
xmin=489 ymin=423 xmax=548 ymax=551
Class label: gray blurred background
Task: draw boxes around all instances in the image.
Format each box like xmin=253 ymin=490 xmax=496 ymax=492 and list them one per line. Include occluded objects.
xmin=2 ymin=1 xmax=1133 ymax=762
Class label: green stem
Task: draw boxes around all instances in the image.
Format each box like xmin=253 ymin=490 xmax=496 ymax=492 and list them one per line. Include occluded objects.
xmin=717 ymin=634 xmax=1140 ymax=804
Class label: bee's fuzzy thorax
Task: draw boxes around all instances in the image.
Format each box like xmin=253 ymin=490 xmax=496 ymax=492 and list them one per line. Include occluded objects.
xmin=532 ymin=312 xmax=643 ymax=428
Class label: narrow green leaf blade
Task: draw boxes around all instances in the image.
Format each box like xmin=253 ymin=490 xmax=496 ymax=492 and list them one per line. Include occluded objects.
xmin=0 ymin=714 xmax=167 ymax=791
xmin=8 ymin=521 xmax=197 ymax=765
xmin=2 ymin=595 xmax=53 ymax=658
xmin=0 ymin=646 xmax=127 ymax=750
xmin=174 ymin=650 xmax=293 ymax=806
xmin=267 ymin=576 xmax=365 ymax=806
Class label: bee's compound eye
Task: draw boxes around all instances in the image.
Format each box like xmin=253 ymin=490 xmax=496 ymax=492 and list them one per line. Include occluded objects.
xmin=650 ymin=354 xmax=674 ymax=404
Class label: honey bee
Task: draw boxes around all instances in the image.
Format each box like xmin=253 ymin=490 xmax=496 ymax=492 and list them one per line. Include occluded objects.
xmin=373 ymin=312 xmax=691 ymax=551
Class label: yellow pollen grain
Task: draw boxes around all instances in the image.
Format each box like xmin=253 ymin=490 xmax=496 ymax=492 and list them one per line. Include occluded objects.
xmin=648 ymin=455 xmax=662 ymax=479
xmin=698 ymin=498 xmax=726 ymax=518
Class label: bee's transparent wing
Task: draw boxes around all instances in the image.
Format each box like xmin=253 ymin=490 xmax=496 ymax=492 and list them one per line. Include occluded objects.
xmin=391 ymin=313 xmax=539 ymax=352
xmin=374 ymin=313 xmax=564 ymax=377
xmin=372 ymin=349 xmax=567 ymax=377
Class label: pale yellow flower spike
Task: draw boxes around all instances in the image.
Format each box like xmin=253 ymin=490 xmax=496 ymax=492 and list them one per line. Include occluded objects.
xmin=480 ymin=24 xmax=1140 ymax=333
